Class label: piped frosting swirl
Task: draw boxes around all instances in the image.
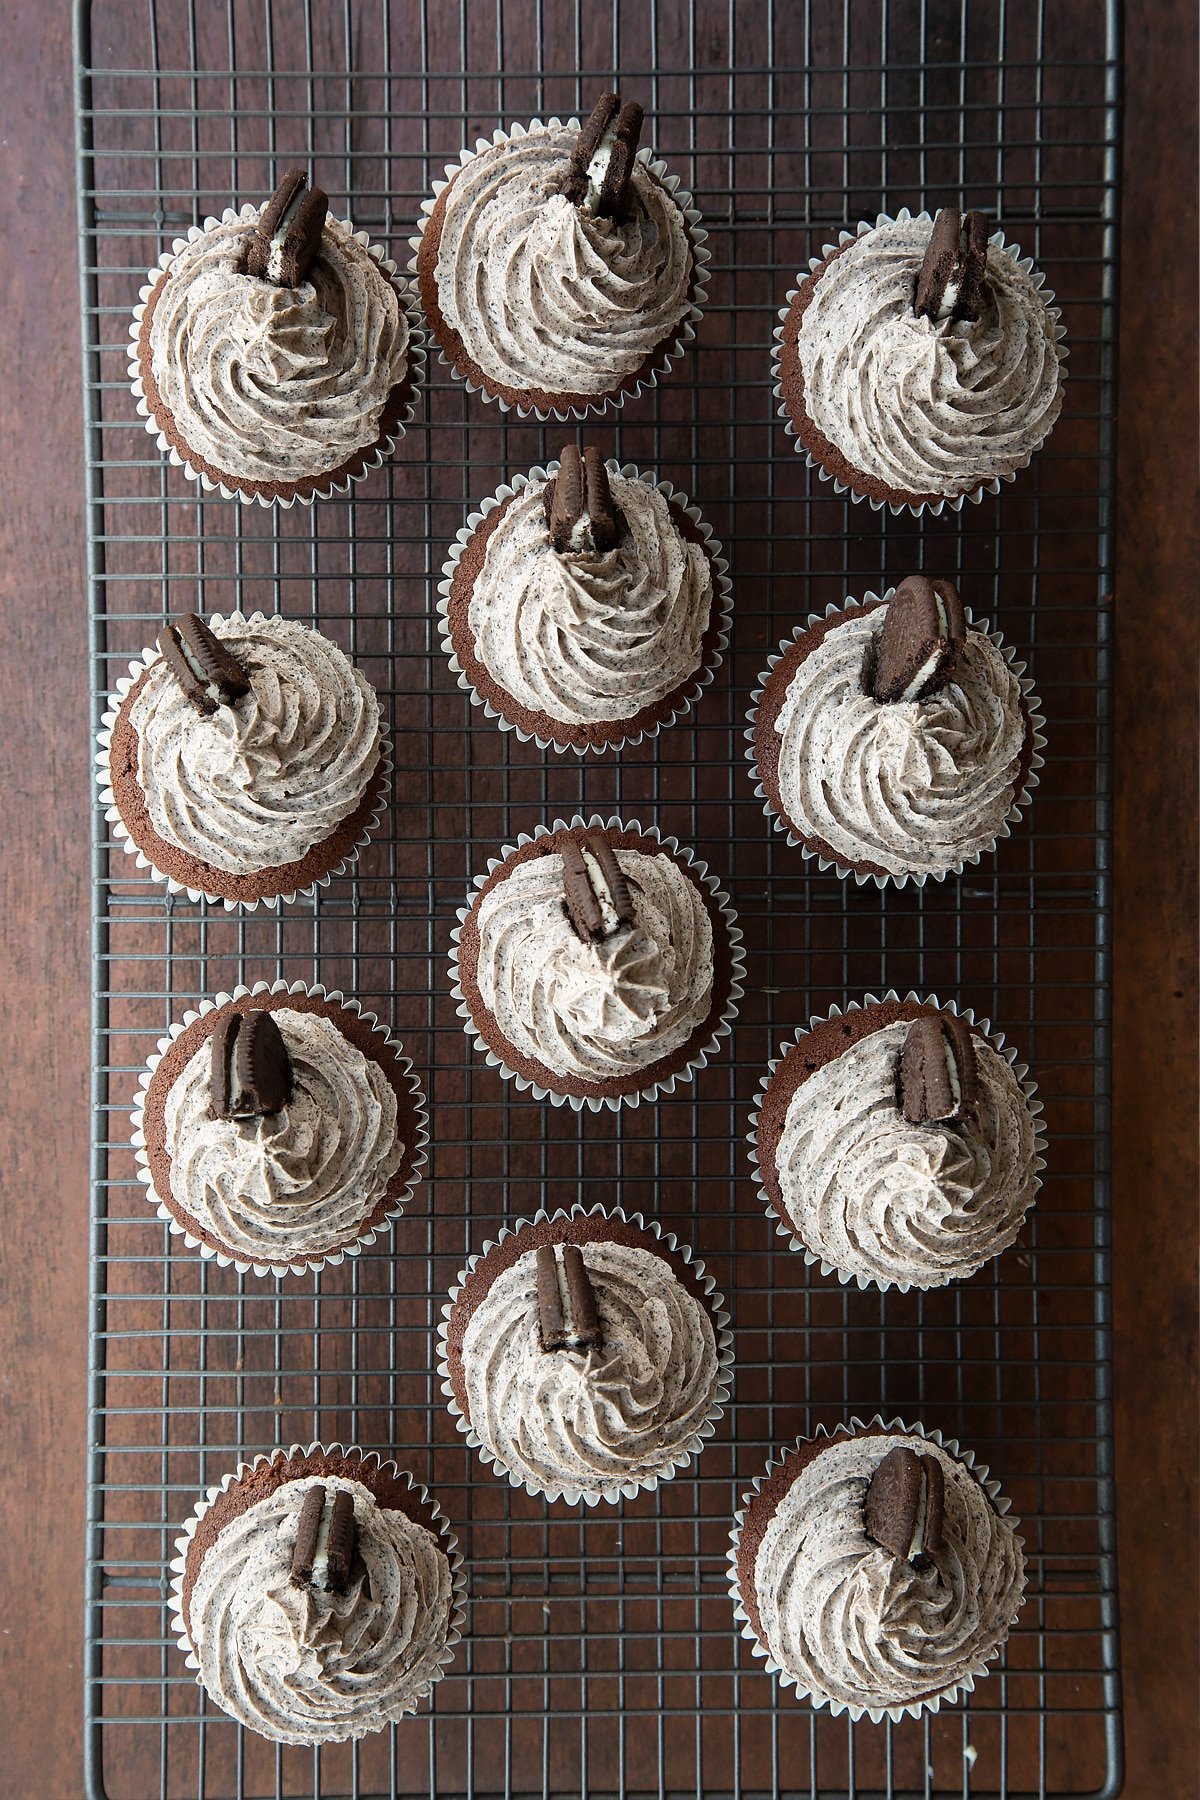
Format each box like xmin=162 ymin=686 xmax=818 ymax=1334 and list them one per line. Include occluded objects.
xmin=467 ymin=472 xmax=713 ymax=726
xmin=459 ymin=1239 xmax=720 ymax=1495
xmin=796 ymin=217 xmax=1064 ymax=497
xmin=772 ymin=1018 xmax=1038 ymax=1288
xmin=432 ymin=125 xmax=694 ymax=399
xmin=753 ymin=1432 xmax=1025 ymax=1711
xmin=128 ymin=614 xmax=382 ymax=875
xmin=187 ymin=1473 xmax=453 ymax=1743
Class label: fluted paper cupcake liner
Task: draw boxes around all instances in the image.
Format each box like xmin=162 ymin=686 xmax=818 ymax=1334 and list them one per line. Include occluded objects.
xmin=437 ymin=460 xmax=733 ymax=754
xmin=129 ymin=206 xmax=427 ymax=506
xmin=168 ymin=1442 xmax=466 ymax=1734
xmin=770 ymin=209 xmax=1068 ymax=517
xmin=130 ymin=980 xmax=429 ymax=1278
xmin=746 ymin=990 xmax=1047 ymax=1292
xmin=744 ymin=593 xmax=1046 ymax=889
xmin=409 ymin=118 xmax=710 ymax=421
xmin=447 ymin=814 xmax=746 ymax=1111
xmin=436 ymin=1203 xmax=736 ymax=1505
xmin=95 ymin=610 xmax=393 ymax=911
xmin=727 ymin=1414 xmax=1027 ymax=1723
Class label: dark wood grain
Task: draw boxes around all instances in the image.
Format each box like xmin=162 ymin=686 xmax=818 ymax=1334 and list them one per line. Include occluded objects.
xmin=0 ymin=3 xmax=1195 ymax=1796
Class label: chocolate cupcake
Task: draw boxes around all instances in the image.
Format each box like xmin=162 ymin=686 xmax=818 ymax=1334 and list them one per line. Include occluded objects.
xmin=97 ymin=611 xmax=390 ymax=910
xmin=438 ymin=451 xmax=732 ymax=752
xmin=129 ymin=169 xmax=424 ymax=505
xmin=132 ymin=981 xmax=428 ymax=1277
xmin=437 ymin=1205 xmax=734 ymax=1504
xmin=772 ymin=207 xmax=1066 ymax=515
xmin=729 ymin=1418 xmax=1026 ymax=1721
xmin=748 ymin=994 xmax=1044 ymax=1292
xmin=746 ymin=581 xmax=1045 ymax=887
xmin=448 ymin=815 xmax=745 ymax=1111
xmin=169 ymin=1444 xmax=464 ymax=1743
xmin=411 ymin=95 xmax=708 ymax=418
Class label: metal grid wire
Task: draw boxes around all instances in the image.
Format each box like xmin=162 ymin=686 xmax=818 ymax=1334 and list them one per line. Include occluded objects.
xmin=76 ymin=1 xmax=1122 ymax=1795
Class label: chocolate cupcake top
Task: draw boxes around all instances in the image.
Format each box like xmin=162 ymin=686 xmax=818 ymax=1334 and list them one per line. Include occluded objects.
xmin=459 ymin=1237 xmax=720 ymax=1496
xmin=468 ymin=469 xmax=712 ymax=725
xmin=771 ymin=605 xmax=1028 ymax=879
xmin=752 ymin=1432 xmax=1024 ymax=1711
xmin=472 ymin=842 xmax=715 ymax=1084
xmin=795 ymin=217 xmax=1063 ymax=497
xmin=187 ymin=1471 xmax=453 ymax=1742
xmin=432 ymin=125 xmax=693 ymax=399
xmin=147 ymin=208 xmax=409 ymax=484
xmin=770 ymin=1016 xmax=1039 ymax=1288
xmin=162 ymin=1007 xmax=403 ymax=1266
xmin=128 ymin=614 xmax=381 ymax=875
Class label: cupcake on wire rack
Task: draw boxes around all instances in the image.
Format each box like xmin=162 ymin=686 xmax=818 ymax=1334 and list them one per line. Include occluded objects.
xmin=130 ymin=168 xmax=424 ymax=504
xmin=438 ymin=445 xmax=732 ymax=752
xmin=412 ymin=93 xmax=708 ymax=417
xmin=773 ymin=206 xmax=1066 ymax=514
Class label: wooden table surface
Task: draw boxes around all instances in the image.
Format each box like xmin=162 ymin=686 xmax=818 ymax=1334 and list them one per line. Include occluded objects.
xmin=1 ymin=2 xmax=1195 ymax=1796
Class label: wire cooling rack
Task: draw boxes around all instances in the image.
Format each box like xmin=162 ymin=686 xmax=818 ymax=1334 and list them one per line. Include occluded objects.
xmin=76 ymin=2 xmax=1122 ymax=1795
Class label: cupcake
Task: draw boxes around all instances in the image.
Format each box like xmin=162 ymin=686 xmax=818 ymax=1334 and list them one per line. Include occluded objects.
xmin=729 ymin=1418 xmax=1026 ymax=1721
xmin=169 ymin=1444 xmax=464 ymax=1743
xmin=437 ymin=1206 xmax=734 ymax=1504
xmin=132 ymin=981 xmax=428 ymax=1277
xmin=438 ymin=448 xmax=732 ymax=752
xmin=773 ymin=206 xmax=1066 ymax=514
xmin=746 ymin=578 xmax=1044 ymax=887
xmin=412 ymin=94 xmax=708 ymax=417
xmin=98 ymin=610 xmax=390 ymax=909
xmin=448 ymin=816 xmax=745 ymax=1110
xmin=749 ymin=994 xmax=1044 ymax=1292
xmin=130 ymin=168 xmax=423 ymax=504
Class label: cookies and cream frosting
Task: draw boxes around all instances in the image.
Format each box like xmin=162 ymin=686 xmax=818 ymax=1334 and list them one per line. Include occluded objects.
xmin=433 ymin=125 xmax=694 ymax=397
xmin=471 ymin=845 xmax=715 ymax=1085
xmin=128 ymin=614 xmax=382 ymax=876
xmin=459 ymin=1239 xmax=720 ymax=1494
xmin=752 ymin=1432 xmax=1025 ymax=1710
xmin=467 ymin=473 xmax=713 ymax=725
xmin=187 ymin=1473 xmax=453 ymax=1743
xmin=772 ymin=1019 xmax=1038 ymax=1288
xmin=148 ymin=209 xmax=409 ymax=483
xmin=163 ymin=1008 xmax=402 ymax=1264
xmin=772 ymin=609 xmax=1028 ymax=879
xmin=795 ymin=217 xmax=1063 ymax=496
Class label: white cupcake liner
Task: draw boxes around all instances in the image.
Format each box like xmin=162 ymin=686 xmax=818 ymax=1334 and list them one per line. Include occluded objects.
xmin=168 ymin=1441 xmax=466 ymax=1733
xmin=746 ymin=990 xmax=1047 ymax=1293
xmin=727 ymin=1414 xmax=1027 ymax=1723
xmin=128 ymin=205 xmax=427 ymax=506
xmin=770 ymin=208 xmax=1068 ymax=517
xmin=436 ymin=1202 xmax=736 ymax=1506
xmin=130 ymin=979 xmax=429 ymax=1279
xmin=408 ymin=118 xmax=710 ymax=421
xmin=447 ymin=813 xmax=746 ymax=1112
xmin=744 ymin=592 xmax=1046 ymax=889
xmin=437 ymin=460 xmax=733 ymax=754
xmin=95 ymin=610 xmax=393 ymax=912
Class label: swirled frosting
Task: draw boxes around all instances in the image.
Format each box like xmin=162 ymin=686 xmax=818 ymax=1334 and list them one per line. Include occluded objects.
xmin=467 ymin=472 xmax=713 ymax=725
xmin=433 ymin=125 xmax=694 ymax=397
xmin=128 ymin=614 xmax=382 ymax=875
xmin=162 ymin=1007 xmax=403 ymax=1264
xmin=772 ymin=1019 xmax=1038 ymax=1288
xmin=752 ymin=1433 xmax=1025 ymax=1710
xmin=459 ymin=1239 xmax=720 ymax=1495
xmin=472 ymin=845 xmax=715 ymax=1085
xmin=148 ymin=208 xmax=409 ymax=483
xmin=772 ymin=610 xmax=1028 ymax=879
xmin=188 ymin=1473 xmax=453 ymax=1742
xmin=796 ymin=218 xmax=1064 ymax=496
